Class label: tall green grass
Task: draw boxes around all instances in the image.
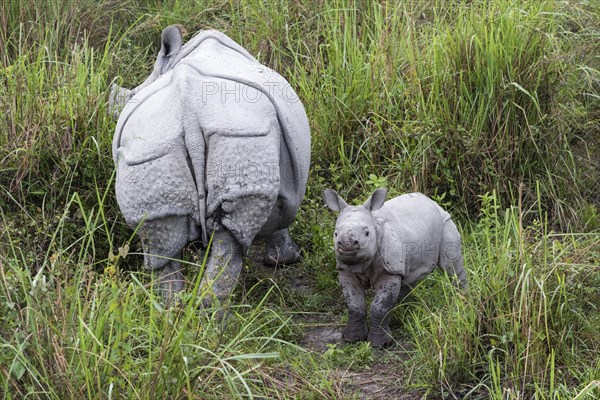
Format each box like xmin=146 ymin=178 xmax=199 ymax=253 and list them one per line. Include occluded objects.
xmin=295 ymin=0 xmax=598 ymax=225
xmin=403 ymin=191 xmax=599 ymax=398
xmin=2 ymin=0 xmax=598 ymax=224
xmin=2 ymin=188 xmax=598 ymax=398
xmin=0 ymin=191 xmax=337 ymax=399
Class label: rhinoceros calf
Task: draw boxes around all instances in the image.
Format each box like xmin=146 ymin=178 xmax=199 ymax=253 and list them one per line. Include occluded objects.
xmin=324 ymin=188 xmax=467 ymax=347
xmin=110 ymin=26 xmax=310 ymax=305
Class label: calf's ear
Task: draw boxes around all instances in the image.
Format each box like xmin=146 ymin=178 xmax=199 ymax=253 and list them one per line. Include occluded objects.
xmin=364 ymin=188 xmax=387 ymax=211
xmin=323 ymin=189 xmax=349 ymax=212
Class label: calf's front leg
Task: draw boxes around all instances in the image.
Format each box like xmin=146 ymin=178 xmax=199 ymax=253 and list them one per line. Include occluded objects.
xmin=338 ymin=270 xmax=368 ymax=342
xmin=368 ymin=274 xmax=402 ymax=347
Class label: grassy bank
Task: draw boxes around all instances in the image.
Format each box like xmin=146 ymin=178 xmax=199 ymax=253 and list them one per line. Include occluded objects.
xmin=1 ymin=0 xmax=599 ymax=398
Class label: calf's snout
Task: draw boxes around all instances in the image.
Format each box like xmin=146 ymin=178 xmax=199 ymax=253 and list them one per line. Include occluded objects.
xmin=337 ymin=238 xmax=360 ymax=251
xmin=335 ymin=228 xmax=363 ymax=252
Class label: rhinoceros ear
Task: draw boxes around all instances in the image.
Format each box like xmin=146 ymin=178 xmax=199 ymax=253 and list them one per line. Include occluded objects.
xmin=323 ymin=189 xmax=349 ymax=212
xmin=161 ymin=25 xmax=183 ymax=56
xmin=155 ymin=25 xmax=183 ymax=73
xmin=363 ymin=188 xmax=387 ymax=211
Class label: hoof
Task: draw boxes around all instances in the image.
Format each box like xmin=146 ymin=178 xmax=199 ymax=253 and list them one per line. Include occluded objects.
xmin=342 ymin=324 xmax=368 ymax=343
xmin=367 ymin=330 xmax=393 ymax=348
xmin=264 ymin=242 xmax=300 ymax=266
xmin=264 ymin=229 xmax=301 ymax=266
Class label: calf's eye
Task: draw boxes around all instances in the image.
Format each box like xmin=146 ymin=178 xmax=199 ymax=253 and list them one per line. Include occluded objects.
xmin=365 ymin=230 xmax=370 ymax=237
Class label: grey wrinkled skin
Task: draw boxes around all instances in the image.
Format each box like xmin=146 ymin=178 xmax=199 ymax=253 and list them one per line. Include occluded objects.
xmin=324 ymin=188 xmax=467 ymax=347
xmin=110 ymin=25 xmax=310 ymax=306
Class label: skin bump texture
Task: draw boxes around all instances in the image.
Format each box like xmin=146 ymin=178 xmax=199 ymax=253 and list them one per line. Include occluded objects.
xmin=111 ymin=26 xmax=310 ymax=305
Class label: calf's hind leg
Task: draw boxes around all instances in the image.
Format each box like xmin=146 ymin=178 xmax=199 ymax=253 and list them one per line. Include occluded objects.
xmin=439 ymin=220 xmax=468 ymax=289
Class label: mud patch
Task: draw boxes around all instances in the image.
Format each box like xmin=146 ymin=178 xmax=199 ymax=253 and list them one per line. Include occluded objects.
xmin=332 ymin=362 xmax=421 ymax=400
xmin=304 ymin=326 xmax=343 ymax=351
xmin=296 ymin=312 xmax=343 ymax=351
xmin=295 ymin=311 xmax=421 ymax=400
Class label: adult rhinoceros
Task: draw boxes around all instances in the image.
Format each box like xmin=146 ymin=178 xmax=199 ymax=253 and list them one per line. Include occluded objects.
xmin=110 ymin=26 xmax=310 ymax=304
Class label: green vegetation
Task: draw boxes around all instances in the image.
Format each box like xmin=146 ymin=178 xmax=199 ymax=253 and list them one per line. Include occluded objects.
xmin=1 ymin=0 xmax=598 ymax=398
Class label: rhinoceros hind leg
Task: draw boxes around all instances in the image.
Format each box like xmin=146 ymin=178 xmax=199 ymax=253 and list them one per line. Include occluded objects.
xmin=155 ymin=258 xmax=185 ymax=306
xmin=139 ymin=216 xmax=193 ymax=271
xmin=200 ymin=229 xmax=243 ymax=306
xmin=138 ymin=216 xmax=191 ymax=305
xmin=263 ymin=228 xmax=300 ymax=266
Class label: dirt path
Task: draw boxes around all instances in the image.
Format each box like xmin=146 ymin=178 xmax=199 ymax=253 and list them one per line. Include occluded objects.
xmin=242 ymin=250 xmax=423 ymax=399
xmin=297 ymin=312 xmax=421 ymax=400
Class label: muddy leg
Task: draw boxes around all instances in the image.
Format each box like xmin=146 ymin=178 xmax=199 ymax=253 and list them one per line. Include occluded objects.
xmin=138 ymin=216 xmax=191 ymax=306
xmin=200 ymin=229 xmax=243 ymax=306
xmin=338 ymin=271 xmax=368 ymax=342
xmin=398 ymin=285 xmax=412 ymax=303
xmin=368 ymin=274 xmax=402 ymax=347
xmin=155 ymin=258 xmax=185 ymax=306
xmin=264 ymin=228 xmax=300 ymax=266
